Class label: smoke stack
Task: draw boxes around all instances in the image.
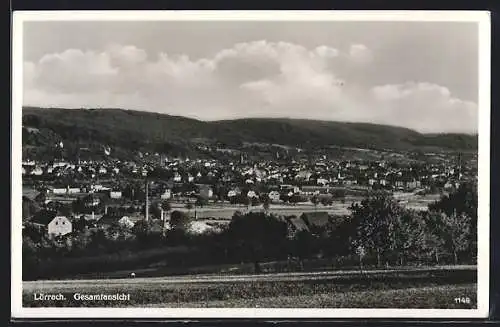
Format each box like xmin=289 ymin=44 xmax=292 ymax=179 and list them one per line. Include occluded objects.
xmin=145 ymin=179 xmax=149 ymax=222
xmin=92 ymin=211 xmax=95 ymax=220
xmin=161 ymin=209 xmax=165 ymax=236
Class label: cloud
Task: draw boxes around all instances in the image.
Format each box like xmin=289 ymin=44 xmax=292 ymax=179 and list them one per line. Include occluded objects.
xmin=349 ymin=44 xmax=372 ymax=63
xmin=370 ymin=82 xmax=478 ymax=133
xmin=22 ymin=42 xmax=476 ymax=133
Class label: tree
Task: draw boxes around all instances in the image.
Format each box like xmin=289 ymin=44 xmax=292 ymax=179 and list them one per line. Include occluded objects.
xmin=263 ymin=198 xmax=271 ymax=214
xmin=390 ymin=210 xmax=427 ymax=266
xmin=195 ymin=196 xmax=207 ymax=209
xmin=310 ymin=195 xmax=319 ymax=211
xmin=132 ymin=219 xmax=152 ymax=245
xmin=441 ymin=212 xmax=472 ymax=264
xmin=349 ymin=193 xmax=405 ymax=267
xmin=422 ymin=211 xmax=446 ymax=264
xmin=428 ymin=182 xmax=477 ymax=258
xmin=224 ymin=212 xmax=289 ymax=272
xmin=321 ymin=196 xmax=333 ymax=206
xmin=170 ymin=210 xmax=192 ymax=232
xmin=242 ymin=196 xmax=251 ymax=210
xmin=251 ymin=196 xmax=260 ymax=207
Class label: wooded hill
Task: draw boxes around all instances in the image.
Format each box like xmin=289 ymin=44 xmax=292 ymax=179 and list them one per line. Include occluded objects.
xmin=22 ymin=107 xmax=478 ymax=157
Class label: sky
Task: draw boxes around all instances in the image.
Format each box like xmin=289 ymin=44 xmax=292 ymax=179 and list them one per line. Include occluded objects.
xmin=22 ymin=20 xmax=479 ymax=133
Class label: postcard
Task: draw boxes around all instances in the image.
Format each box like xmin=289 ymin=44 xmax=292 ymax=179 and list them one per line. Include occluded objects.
xmin=11 ymin=10 xmax=490 ymax=319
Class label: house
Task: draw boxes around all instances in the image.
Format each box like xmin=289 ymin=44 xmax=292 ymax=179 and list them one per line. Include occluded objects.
xmin=30 ymin=211 xmax=72 ymax=236
xmin=92 ymin=184 xmax=104 ymax=192
xmin=247 ymin=190 xmax=258 ymax=198
xmin=110 ymin=191 xmax=123 ymax=199
xmin=161 ymin=189 xmax=172 ymax=200
xmin=316 ymin=178 xmax=329 ymax=186
xmin=199 ymin=185 xmax=213 ymax=199
xmin=67 ymin=187 xmax=81 ymax=194
xmin=52 ymin=187 xmax=67 ymax=195
xmin=406 ymin=180 xmax=422 ymax=189
xmin=173 ymin=173 xmax=182 ymax=182
xmin=85 ymin=196 xmax=101 ymax=207
xmin=31 ymin=167 xmax=43 ymax=176
xmin=268 ymin=191 xmax=281 ymax=202
xmin=97 ymin=215 xmax=134 ymax=229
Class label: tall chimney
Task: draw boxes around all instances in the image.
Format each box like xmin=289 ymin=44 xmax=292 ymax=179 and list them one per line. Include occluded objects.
xmin=145 ymin=178 xmax=149 ymax=222
xmin=161 ymin=208 xmax=165 ymax=236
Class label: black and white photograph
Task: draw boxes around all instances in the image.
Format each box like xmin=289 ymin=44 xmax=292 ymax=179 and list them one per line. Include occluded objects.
xmin=11 ymin=11 xmax=490 ymax=318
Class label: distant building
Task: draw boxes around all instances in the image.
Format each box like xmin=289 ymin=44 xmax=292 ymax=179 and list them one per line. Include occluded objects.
xmin=199 ymin=185 xmax=213 ymax=199
xmin=31 ymin=211 xmax=72 ymax=237
xmin=67 ymin=187 xmax=81 ymax=194
xmin=110 ymin=191 xmax=122 ymax=199
xmin=48 ymin=216 xmax=73 ymax=236
xmin=52 ymin=188 xmax=67 ymax=195
xmin=247 ymin=190 xmax=258 ymax=198
xmin=268 ymin=191 xmax=281 ymax=202
xmin=31 ymin=167 xmax=43 ymax=176
xmin=97 ymin=215 xmax=134 ymax=229
xmin=161 ymin=189 xmax=172 ymax=200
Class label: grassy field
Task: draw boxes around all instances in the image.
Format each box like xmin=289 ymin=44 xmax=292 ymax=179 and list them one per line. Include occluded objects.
xmin=23 ymin=267 xmax=476 ymax=309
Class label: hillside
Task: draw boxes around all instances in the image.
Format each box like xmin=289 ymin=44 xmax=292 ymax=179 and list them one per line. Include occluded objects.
xmin=21 ymin=107 xmax=478 ymax=158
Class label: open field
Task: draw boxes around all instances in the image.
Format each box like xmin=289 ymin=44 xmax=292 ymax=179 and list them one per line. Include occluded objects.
xmin=23 ymin=266 xmax=476 ymax=308
xmin=164 ymin=193 xmax=440 ymax=220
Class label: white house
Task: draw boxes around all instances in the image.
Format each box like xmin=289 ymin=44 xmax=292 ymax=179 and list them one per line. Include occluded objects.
xmin=110 ymin=191 xmax=122 ymax=199
xmin=92 ymin=184 xmax=104 ymax=191
xmin=52 ymin=188 xmax=67 ymax=195
xmin=268 ymin=191 xmax=281 ymax=202
xmin=317 ymin=178 xmax=329 ymax=186
xmin=161 ymin=189 xmax=172 ymax=200
xmin=67 ymin=187 xmax=81 ymax=194
xmin=48 ymin=216 xmax=72 ymax=236
xmin=31 ymin=167 xmax=43 ymax=176
xmin=247 ymin=190 xmax=258 ymax=198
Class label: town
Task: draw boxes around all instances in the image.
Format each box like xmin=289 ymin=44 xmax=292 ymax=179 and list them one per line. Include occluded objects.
xmin=22 ymin=144 xmax=477 ymax=239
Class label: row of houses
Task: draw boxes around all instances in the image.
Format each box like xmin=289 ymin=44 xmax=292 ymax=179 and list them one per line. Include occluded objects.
xmin=26 ymin=209 xmax=339 ymax=240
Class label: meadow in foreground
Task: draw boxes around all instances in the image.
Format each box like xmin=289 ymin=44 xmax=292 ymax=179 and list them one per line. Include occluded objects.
xmin=23 ymin=269 xmax=476 ymax=309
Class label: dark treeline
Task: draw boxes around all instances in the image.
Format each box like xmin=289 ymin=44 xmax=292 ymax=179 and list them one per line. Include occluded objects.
xmin=22 ymin=183 xmax=477 ymax=280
